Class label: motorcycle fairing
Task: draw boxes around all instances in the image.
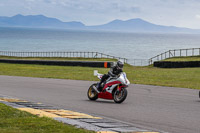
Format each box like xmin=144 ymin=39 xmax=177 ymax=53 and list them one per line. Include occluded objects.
xmin=98 ymin=80 xmax=121 ymax=99
xmin=103 ymin=80 xmax=121 ymax=92
xmin=98 ymin=91 xmax=113 ymax=99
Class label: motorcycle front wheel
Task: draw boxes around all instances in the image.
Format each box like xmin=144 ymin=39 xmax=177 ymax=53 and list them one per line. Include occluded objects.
xmin=113 ymin=88 xmax=127 ymax=103
xmin=87 ymin=83 xmax=98 ymax=101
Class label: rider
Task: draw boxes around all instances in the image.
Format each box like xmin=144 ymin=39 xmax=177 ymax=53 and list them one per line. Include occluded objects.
xmin=96 ymin=60 xmax=124 ymax=92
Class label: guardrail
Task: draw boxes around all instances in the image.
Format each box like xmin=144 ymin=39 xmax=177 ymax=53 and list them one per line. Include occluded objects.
xmin=149 ymin=48 xmax=200 ymax=65
xmin=0 ymin=51 xmax=128 ymax=63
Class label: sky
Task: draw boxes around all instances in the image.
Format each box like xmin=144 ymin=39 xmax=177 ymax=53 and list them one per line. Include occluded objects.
xmin=1 ymin=0 xmax=200 ymax=29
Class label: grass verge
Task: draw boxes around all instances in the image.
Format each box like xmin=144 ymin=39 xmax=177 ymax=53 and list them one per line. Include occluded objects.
xmin=0 ymin=103 xmax=93 ymax=133
xmin=0 ymin=62 xmax=200 ymax=89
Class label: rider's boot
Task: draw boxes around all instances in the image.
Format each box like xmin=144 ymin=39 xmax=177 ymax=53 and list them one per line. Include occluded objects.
xmin=96 ymin=83 xmax=102 ymax=92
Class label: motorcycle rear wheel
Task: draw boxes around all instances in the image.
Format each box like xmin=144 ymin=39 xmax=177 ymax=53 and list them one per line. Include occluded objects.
xmin=87 ymin=83 xmax=98 ymax=101
xmin=199 ymin=91 xmax=200 ymax=98
xmin=113 ymin=88 xmax=127 ymax=103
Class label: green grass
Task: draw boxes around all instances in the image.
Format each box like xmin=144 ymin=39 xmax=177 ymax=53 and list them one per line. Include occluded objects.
xmin=164 ymin=56 xmax=200 ymax=61
xmin=0 ymin=103 xmax=94 ymax=133
xmin=0 ymin=56 xmax=117 ymax=62
xmin=124 ymin=64 xmax=200 ymax=89
xmin=0 ymin=62 xmax=200 ymax=89
xmin=0 ymin=63 xmax=109 ymax=81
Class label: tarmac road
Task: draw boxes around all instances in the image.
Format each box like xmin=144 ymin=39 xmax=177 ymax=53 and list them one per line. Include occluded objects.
xmin=0 ymin=75 xmax=200 ymax=133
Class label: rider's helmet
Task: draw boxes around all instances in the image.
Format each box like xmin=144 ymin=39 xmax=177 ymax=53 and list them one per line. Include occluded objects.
xmin=116 ymin=61 xmax=124 ymax=70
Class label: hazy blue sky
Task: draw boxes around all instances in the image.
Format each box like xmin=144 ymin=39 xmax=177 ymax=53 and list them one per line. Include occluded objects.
xmin=1 ymin=0 xmax=200 ymax=29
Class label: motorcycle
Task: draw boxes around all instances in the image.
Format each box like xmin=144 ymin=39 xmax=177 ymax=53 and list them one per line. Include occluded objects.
xmin=87 ymin=70 xmax=130 ymax=103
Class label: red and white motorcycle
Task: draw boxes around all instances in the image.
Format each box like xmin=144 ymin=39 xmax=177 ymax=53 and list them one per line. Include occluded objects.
xmin=87 ymin=70 xmax=130 ymax=103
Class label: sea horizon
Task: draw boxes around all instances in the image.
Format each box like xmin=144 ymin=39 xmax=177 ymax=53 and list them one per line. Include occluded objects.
xmin=1 ymin=27 xmax=200 ymax=65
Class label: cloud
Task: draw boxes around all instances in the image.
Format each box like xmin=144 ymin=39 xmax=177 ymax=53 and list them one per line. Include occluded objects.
xmin=1 ymin=0 xmax=200 ymax=28
xmin=195 ymin=14 xmax=200 ymax=19
xmin=0 ymin=3 xmax=4 ymax=7
xmin=130 ymin=7 xmax=140 ymax=12
xmin=25 ymin=0 xmax=36 ymax=2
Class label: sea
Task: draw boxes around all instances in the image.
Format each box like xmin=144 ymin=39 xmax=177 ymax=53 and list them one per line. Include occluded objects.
xmin=0 ymin=27 xmax=200 ymax=65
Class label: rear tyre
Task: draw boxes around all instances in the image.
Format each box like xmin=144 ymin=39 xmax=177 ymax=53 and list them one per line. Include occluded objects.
xmin=199 ymin=91 xmax=200 ymax=98
xmin=87 ymin=83 xmax=98 ymax=101
xmin=113 ymin=88 xmax=127 ymax=103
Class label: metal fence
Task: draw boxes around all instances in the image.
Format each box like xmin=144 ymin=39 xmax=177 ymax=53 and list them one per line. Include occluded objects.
xmin=149 ymin=48 xmax=200 ymax=65
xmin=0 ymin=51 xmax=128 ymax=63
xmin=1 ymin=48 xmax=199 ymax=66
xmin=131 ymin=59 xmax=149 ymax=66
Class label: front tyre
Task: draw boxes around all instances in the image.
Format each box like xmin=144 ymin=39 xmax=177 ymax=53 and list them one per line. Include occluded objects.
xmin=87 ymin=83 xmax=98 ymax=101
xmin=114 ymin=88 xmax=127 ymax=103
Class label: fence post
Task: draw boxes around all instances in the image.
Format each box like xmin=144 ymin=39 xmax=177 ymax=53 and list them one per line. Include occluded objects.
xmin=192 ymin=48 xmax=194 ymax=56
xmin=199 ymin=48 xmax=200 ymax=55
xmin=96 ymin=52 xmax=98 ymax=58
xmin=149 ymin=59 xmax=151 ymax=65
xmin=174 ymin=50 xmax=175 ymax=57
xmin=186 ymin=49 xmax=188 ymax=56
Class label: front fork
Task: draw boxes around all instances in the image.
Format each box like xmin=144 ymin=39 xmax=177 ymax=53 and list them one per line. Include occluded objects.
xmin=117 ymin=85 xmax=127 ymax=92
xmin=117 ymin=85 xmax=121 ymax=91
xmin=117 ymin=85 xmax=126 ymax=91
xmin=116 ymin=85 xmax=124 ymax=95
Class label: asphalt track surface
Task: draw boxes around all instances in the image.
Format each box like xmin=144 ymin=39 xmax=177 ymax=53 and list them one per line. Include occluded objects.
xmin=0 ymin=75 xmax=200 ymax=133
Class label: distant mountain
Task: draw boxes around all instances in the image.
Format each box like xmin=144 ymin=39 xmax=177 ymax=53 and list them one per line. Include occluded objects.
xmin=0 ymin=14 xmax=199 ymax=33
xmin=0 ymin=14 xmax=85 ymax=29
xmin=88 ymin=18 xmax=199 ymax=33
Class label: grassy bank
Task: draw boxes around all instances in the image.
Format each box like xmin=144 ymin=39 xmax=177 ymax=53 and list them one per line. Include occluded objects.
xmin=0 ymin=103 xmax=93 ymax=133
xmin=0 ymin=62 xmax=199 ymax=89
xmin=164 ymin=56 xmax=200 ymax=61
